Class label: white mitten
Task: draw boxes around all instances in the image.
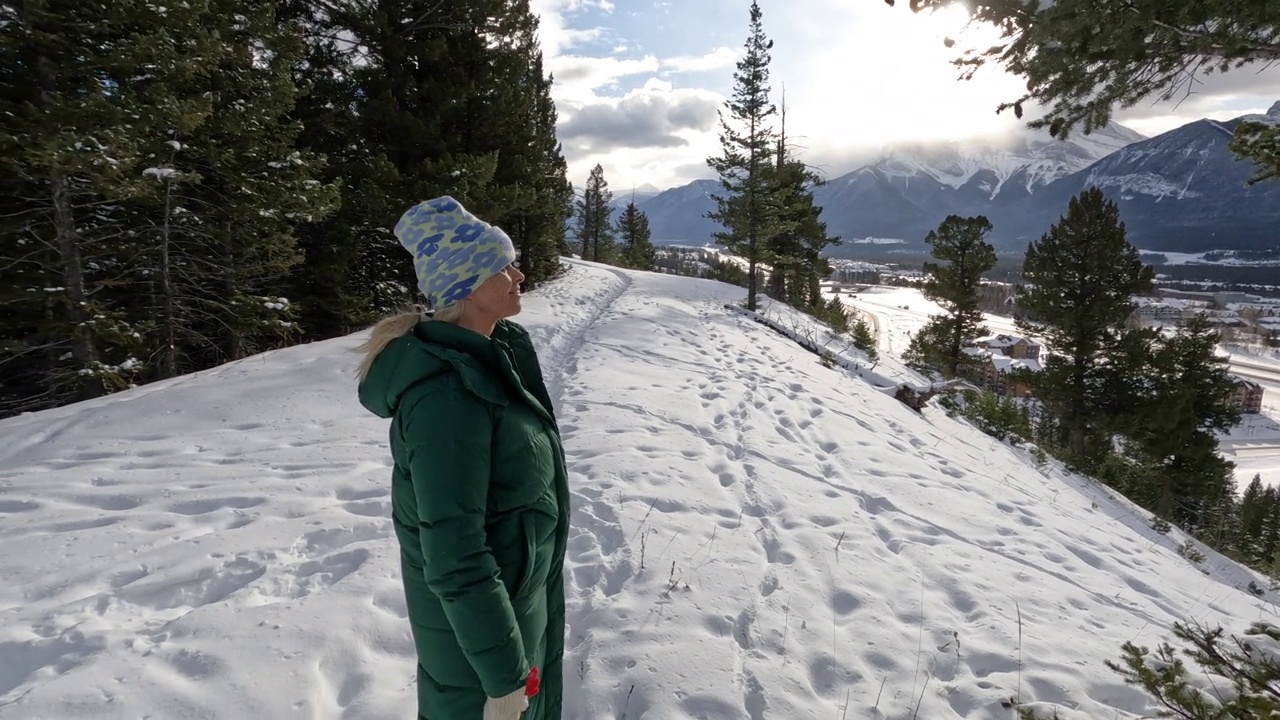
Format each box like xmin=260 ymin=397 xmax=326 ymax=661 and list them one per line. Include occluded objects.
xmin=482 ymin=687 xmax=529 ymax=720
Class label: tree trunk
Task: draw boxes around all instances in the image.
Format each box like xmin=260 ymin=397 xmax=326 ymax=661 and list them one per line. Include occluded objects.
xmin=1069 ymin=426 xmax=1086 ymax=459
xmin=51 ymin=173 xmax=99 ymax=376
xmin=768 ymin=264 xmax=786 ymax=301
xmin=37 ymin=41 xmax=99 ymax=395
xmin=1069 ymin=353 xmax=1088 ymax=458
xmin=947 ymin=322 xmax=963 ymax=378
xmin=1157 ymin=473 xmax=1174 ymax=521
xmin=157 ymin=174 xmax=177 ymax=378
xmin=223 ymin=220 xmax=244 ymax=360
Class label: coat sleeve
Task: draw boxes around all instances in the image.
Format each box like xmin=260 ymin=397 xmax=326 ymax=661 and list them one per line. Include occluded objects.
xmin=541 ymin=561 xmax=566 ymax=715
xmin=402 ymin=386 xmax=529 ymax=699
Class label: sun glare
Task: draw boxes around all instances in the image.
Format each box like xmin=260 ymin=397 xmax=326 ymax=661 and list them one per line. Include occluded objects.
xmin=776 ymin=1 xmax=1027 ymax=157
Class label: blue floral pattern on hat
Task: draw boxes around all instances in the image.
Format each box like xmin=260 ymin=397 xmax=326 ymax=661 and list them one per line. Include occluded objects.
xmin=393 ymin=196 xmax=517 ymax=307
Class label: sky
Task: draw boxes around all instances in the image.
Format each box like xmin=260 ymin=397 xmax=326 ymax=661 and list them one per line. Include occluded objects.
xmin=530 ymin=0 xmax=1280 ymax=192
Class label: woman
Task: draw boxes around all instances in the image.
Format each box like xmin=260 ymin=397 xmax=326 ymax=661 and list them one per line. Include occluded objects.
xmin=357 ymin=196 xmax=568 ymax=720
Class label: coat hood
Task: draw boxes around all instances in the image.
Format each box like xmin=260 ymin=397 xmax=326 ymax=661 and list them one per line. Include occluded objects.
xmin=357 ymin=322 xmax=506 ymax=419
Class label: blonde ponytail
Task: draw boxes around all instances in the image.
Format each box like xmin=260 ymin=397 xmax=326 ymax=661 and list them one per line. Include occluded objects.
xmin=354 ymin=301 xmax=464 ymax=382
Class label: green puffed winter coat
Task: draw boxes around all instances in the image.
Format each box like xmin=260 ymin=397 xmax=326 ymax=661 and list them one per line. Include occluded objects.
xmin=358 ymin=318 xmax=568 ymax=720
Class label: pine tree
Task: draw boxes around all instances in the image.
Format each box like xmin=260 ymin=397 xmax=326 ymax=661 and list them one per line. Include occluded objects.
xmin=904 ymin=215 xmax=997 ymax=378
xmin=476 ymin=1 xmax=572 ymax=290
xmin=183 ymin=0 xmax=338 ymax=362
xmin=1017 ymin=187 xmax=1154 ymax=461
xmin=575 ymin=164 xmax=615 ymax=263
xmin=119 ymin=0 xmax=224 ymax=380
xmin=292 ymin=0 xmax=504 ymax=321
xmin=895 ymin=0 xmax=1280 ymax=184
xmin=851 ymin=317 xmax=879 ymax=365
xmin=1240 ymin=475 xmax=1270 ymax=561
xmin=278 ymin=0 xmax=371 ymax=337
xmin=0 ymin=0 xmax=568 ymax=417
xmin=1119 ymin=314 xmax=1241 ymax=529
xmin=1231 ymin=119 xmax=1280 ymax=185
xmin=770 ymin=97 xmax=839 ymax=307
xmin=616 ymin=198 xmax=655 ymax=271
xmin=706 ymin=0 xmax=788 ymax=311
xmin=0 ymin=0 xmax=162 ymax=410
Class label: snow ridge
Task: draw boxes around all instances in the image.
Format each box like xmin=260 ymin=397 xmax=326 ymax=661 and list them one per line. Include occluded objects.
xmin=0 ymin=261 xmax=1273 ymax=720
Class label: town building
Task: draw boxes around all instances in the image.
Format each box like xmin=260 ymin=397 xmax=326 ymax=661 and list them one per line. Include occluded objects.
xmin=966 ymin=334 xmax=1043 ymax=398
xmin=1229 ymin=377 xmax=1265 ymax=414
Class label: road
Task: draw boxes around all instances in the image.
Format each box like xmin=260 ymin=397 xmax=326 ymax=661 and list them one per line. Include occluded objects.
xmin=1231 ymin=359 xmax=1280 ymax=385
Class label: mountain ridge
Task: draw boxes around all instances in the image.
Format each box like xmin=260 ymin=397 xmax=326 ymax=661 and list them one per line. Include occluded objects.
xmin=635 ymin=105 xmax=1280 ymax=253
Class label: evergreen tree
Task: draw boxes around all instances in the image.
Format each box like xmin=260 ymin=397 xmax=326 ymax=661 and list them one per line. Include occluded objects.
xmin=121 ymin=1 xmax=222 ymax=379
xmin=1232 ymin=118 xmax=1280 ymax=185
xmin=478 ymin=2 xmax=572 ymax=289
xmin=1239 ymin=474 xmax=1270 ymax=561
xmin=281 ymin=0 xmax=569 ymax=329
xmin=182 ymin=0 xmax=338 ymax=362
xmin=1 ymin=0 xmax=575 ymax=419
xmin=851 ymin=317 xmax=879 ymax=365
xmin=575 ymin=164 xmax=615 ymax=263
xmin=770 ymin=98 xmax=839 ymax=307
xmin=1017 ymin=187 xmax=1154 ymax=461
xmin=904 ymin=215 xmax=997 ymax=378
xmin=1119 ymin=314 xmax=1241 ymax=529
xmin=706 ymin=0 xmax=788 ymax=311
xmin=1202 ymin=473 xmax=1241 ymax=555
xmin=895 ymin=0 xmax=1280 ymax=184
xmin=616 ymin=198 xmax=655 ymax=271
xmin=0 ymin=0 xmax=164 ymax=410
xmin=278 ymin=0 xmax=370 ymax=337
xmin=1261 ymin=492 xmax=1280 ymax=576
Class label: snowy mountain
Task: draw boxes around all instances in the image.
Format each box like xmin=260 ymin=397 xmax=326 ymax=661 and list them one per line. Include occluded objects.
xmin=636 ymin=122 xmax=1142 ymax=244
xmin=994 ymin=102 xmax=1280 ymax=252
xmin=865 ymin=121 xmax=1144 ymax=200
xmin=607 ymin=183 xmax=664 ymax=211
xmin=638 ymin=104 xmax=1280 ymax=253
xmin=0 ymin=260 xmax=1273 ymax=720
xmin=640 ymin=177 xmax=722 ymax=245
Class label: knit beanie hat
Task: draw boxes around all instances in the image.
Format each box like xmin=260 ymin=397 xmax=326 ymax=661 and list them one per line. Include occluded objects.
xmin=393 ymin=196 xmax=517 ymax=307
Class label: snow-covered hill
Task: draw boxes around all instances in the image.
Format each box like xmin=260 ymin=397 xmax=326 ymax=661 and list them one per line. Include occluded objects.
xmin=0 ymin=261 xmax=1274 ymax=720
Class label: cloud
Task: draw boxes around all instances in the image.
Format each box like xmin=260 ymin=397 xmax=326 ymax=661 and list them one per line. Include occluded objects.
xmin=560 ymin=79 xmax=721 ymax=152
xmin=556 ymin=79 xmax=725 ymax=190
xmin=1110 ymin=67 xmax=1280 ymax=135
xmin=549 ymin=54 xmax=662 ymax=105
xmin=530 ymin=0 xmax=613 ymax=57
xmin=534 ymin=0 xmax=1280 ymax=190
xmin=661 ymin=47 xmax=738 ymax=74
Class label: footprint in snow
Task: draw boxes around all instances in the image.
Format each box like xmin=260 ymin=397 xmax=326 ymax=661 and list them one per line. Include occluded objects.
xmin=167 ymin=496 xmax=266 ymax=516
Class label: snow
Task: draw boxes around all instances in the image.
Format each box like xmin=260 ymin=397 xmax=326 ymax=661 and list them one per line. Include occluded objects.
xmin=1083 ymin=172 xmax=1202 ymax=200
xmin=142 ymin=167 xmax=178 ymax=180
xmin=1140 ymin=249 xmax=1280 ymax=267
xmin=1 ymin=261 xmax=1277 ymax=720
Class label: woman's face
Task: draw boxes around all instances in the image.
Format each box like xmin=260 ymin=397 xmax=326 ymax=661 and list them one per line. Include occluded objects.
xmin=467 ymin=264 xmax=526 ymax=322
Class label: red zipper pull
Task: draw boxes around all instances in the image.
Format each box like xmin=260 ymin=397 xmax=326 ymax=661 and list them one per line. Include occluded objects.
xmin=525 ymin=667 xmax=540 ymax=697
